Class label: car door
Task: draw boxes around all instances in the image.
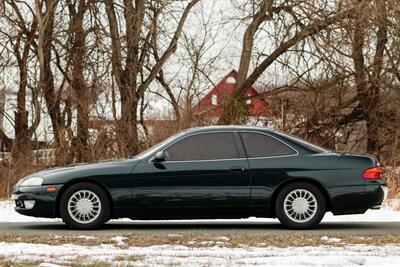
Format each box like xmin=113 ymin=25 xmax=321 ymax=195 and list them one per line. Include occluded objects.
xmin=131 ymin=131 xmax=251 ymax=211
xmin=239 ymin=131 xmax=299 ymax=209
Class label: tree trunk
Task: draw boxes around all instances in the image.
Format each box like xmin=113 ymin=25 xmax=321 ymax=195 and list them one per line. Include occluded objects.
xmin=118 ymin=88 xmax=139 ymax=156
xmin=69 ymin=0 xmax=90 ymax=162
xmin=12 ymin=22 xmax=38 ymax=162
xmin=13 ymin=68 xmax=31 ymax=161
xmin=351 ymin=0 xmax=387 ymax=156
xmin=13 ymin=50 xmax=29 ymax=160
xmin=0 ymin=91 xmax=4 ymax=133
xmin=13 ymin=111 xmax=30 ymax=161
xmin=36 ymin=0 xmax=65 ymax=164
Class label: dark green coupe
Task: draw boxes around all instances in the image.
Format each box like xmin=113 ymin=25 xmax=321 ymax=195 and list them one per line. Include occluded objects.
xmin=12 ymin=126 xmax=387 ymax=229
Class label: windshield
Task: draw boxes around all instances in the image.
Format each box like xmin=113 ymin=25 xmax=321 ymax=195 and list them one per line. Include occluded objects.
xmin=131 ymin=130 xmax=187 ymax=159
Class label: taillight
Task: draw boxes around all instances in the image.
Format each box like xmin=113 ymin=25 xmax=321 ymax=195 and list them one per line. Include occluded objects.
xmin=363 ymin=167 xmax=383 ymax=179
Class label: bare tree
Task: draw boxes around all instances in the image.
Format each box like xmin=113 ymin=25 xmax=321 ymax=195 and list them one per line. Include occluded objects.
xmin=67 ymin=0 xmax=91 ymax=162
xmin=35 ymin=0 xmax=69 ymax=163
xmin=153 ymin=1 xmax=221 ymax=130
xmin=103 ymin=0 xmax=200 ymax=156
xmin=350 ymin=0 xmax=388 ymax=156
xmin=217 ymin=0 xmax=358 ymax=124
xmin=0 ymin=1 xmax=41 ymax=161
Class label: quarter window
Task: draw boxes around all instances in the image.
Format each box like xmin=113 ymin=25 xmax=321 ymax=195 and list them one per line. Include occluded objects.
xmin=240 ymin=132 xmax=296 ymax=158
xmin=164 ymin=132 xmax=239 ymax=161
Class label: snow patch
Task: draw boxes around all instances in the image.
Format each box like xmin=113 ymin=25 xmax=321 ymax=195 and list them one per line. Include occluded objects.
xmin=1 ymin=242 xmax=400 ymax=266
xmin=77 ymin=235 xmax=96 ymax=240
xmin=39 ymin=263 xmax=65 ymax=267
xmin=321 ymin=236 xmax=342 ymax=243
xmin=0 ymin=201 xmax=60 ymax=223
xmin=167 ymin=234 xmax=183 ymax=237
xmin=111 ymin=236 xmax=127 ymax=246
xmin=385 ymin=199 xmax=400 ymax=211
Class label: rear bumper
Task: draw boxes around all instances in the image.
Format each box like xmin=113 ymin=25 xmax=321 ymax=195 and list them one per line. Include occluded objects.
xmin=12 ymin=185 xmax=62 ymax=218
xmin=331 ymin=184 xmax=387 ymax=215
xmin=361 ymin=184 xmax=387 ymax=207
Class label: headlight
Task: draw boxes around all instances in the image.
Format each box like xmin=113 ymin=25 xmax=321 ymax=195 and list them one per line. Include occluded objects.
xmin=18 ymin=177 xmax=44 ymax=187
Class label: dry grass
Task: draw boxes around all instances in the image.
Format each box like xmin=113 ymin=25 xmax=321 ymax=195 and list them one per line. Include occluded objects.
xmin=69 ymin=260 xmax=111 ymax=267
xmin=1 ymin=232 xmax=400 ymax=249
xmin=0 ymin=160 xmax=50 ymax=198
xmin=114 ymin=255 xmax=145 ymax=262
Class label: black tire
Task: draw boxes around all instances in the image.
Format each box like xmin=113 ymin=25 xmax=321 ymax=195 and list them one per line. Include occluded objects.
xmin=275 ymin=182 xmax=326 ymax=229
xmin=60 ymin=182 xmax=110 ymax=230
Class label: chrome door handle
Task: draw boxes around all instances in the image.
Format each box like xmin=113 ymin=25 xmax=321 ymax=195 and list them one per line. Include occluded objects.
xmin=229 ymin=166 xmax=245 ymax=172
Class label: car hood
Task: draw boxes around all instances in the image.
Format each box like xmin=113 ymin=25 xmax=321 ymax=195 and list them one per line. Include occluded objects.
xmin=22 ymin=158 xmax=139 ymax=185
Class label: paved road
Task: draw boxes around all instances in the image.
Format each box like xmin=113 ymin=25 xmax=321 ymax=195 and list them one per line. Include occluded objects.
xmin=0 ymin=221 xmax=399 ymax=235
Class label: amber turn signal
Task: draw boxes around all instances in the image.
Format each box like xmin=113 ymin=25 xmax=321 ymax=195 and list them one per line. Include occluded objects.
xmin=46 ymin=187 xmax=57 ymax=192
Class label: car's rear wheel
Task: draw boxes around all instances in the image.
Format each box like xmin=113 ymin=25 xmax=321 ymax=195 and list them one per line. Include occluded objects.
xmin=60 ymin=182 xmax=110 ymax=230
xmin=275 ymin=182 xmax=326 ymax=229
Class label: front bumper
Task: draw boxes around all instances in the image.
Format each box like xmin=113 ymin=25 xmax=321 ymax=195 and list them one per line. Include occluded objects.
xmin=12 ymin=184 xmax=63 ymax=218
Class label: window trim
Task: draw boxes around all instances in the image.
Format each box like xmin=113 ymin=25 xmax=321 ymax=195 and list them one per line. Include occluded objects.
xmin=238 ymin=131 xmax=299 ymax=159
xmin=211 ymin=94 xmax=218 ymax=105
xmin=150 ymin=131 xmax=244 ymax=163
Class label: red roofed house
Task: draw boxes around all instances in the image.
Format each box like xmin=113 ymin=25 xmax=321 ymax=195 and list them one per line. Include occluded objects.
xmin=194 ymin=70 xmax=271 ymax=122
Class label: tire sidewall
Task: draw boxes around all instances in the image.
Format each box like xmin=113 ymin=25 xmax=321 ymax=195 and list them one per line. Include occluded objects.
xmin=275 ymin=182 xmax=326 ymax=229
xmin=60 ymin=182 xmax=110 ymax=230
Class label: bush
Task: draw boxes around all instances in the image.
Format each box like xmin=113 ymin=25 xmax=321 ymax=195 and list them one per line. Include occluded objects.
xmin=384 ymin=167 xmax=400 ymax=199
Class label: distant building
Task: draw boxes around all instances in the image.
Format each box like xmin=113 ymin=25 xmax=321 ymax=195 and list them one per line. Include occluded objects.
xmin=0 ymin=91 xmax=58 ymax=163
xmin=0 ymin=90 xmax=54 ymax=144
xmin=194 ymin=70 xmax=271 ymax=122
xmin=0 ymin=130 xmax=12 ymax=152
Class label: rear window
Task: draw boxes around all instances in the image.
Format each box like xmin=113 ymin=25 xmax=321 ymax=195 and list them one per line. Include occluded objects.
xmin=240 ymin=132 xmax=297 ymax=158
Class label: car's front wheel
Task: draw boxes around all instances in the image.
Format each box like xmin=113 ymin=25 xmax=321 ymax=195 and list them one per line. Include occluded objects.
xmin=275 ymin=182 xmax=326 ymax=229
xmin=60 ymin=182 xmax=110 ymax=230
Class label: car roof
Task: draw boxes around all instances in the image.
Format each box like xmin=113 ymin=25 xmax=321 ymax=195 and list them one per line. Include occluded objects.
xmin=186 ymin=125 xmax=275 ymax=133
xmin=184 ymin=125 xmax=328 ymax=154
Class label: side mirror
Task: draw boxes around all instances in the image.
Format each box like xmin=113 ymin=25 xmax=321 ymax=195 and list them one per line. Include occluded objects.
xmin=152 ymin=151 xmax=166 ymax=163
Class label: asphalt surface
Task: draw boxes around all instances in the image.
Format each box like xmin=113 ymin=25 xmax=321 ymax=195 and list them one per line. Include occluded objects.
xmin=0 ymin=221 xmax=399 ymax=235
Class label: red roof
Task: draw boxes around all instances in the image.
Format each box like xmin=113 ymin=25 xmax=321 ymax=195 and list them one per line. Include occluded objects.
xmin=194 ymin=70 xmax=270 ymax=117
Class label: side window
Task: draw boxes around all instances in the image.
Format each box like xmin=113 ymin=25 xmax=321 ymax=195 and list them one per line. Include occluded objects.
xmin=240 ymin=132 xmax=297 ymax=158
xmin=164 ymin=132 xmax=239 ymax=161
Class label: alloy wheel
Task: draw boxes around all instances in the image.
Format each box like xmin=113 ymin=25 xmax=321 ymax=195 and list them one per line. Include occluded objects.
xmin=283 ymin=189 xmax=317 ymax=223
xmin=67 ymin=190 xmax=102 ymax=224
